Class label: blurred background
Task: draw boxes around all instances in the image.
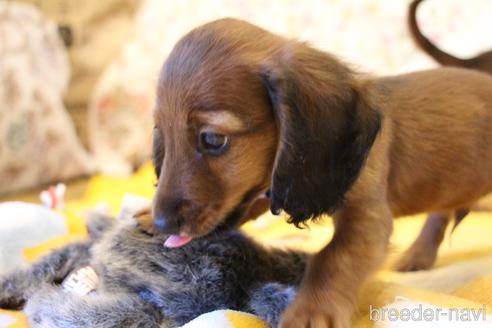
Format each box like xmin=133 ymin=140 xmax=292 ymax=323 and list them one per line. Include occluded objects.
xmin=1 ymin=0 xmax=492 ymax=196
xmin=1 ymin=3 xmax=492 ymax=326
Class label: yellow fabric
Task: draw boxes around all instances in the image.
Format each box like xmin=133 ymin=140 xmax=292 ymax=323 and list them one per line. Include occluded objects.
xmin=224 ymin=310 xmax=268 ymax=328
xmin=0 ymin=310 xmax=28 ymax=328
xmin=245 ymin=212 xmax=492 ymax=327
xmin=23 ymin=234 xmax=86 ymax=262
xmin=453 ymin=275 xmax=492 ymax=306
xmin=182 ymin=310 xmax=268 ymax=328
xmin=3 ymin=163 xmax=492 ymax=327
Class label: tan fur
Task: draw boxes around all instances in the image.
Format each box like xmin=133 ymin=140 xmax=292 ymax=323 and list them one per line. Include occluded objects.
xmin=395 ymin=212 xmax=451 ymax=272
xmin=152 ymin=19 xmax=492 ymax=327
xmin=194 ymin=111 xmax=246 ymax=131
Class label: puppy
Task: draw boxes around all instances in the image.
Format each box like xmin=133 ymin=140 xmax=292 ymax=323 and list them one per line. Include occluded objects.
xmin=151 ymin=18 xmax=492 ymax=327
xmin=398 ymin=0 xmax=492 ymax=272
xmin=0 ymin=213 xmax=306 ymax=327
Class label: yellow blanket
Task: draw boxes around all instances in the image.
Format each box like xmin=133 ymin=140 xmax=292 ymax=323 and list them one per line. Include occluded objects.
xmin=2 ymin=163 xmax=492 ymax=327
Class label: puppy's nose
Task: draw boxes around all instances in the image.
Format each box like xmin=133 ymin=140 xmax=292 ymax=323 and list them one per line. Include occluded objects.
xmin=153 ymin=214 xmax=180 ymax=234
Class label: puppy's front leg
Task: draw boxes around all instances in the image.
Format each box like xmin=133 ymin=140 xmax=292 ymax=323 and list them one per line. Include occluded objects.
xmin=279 ymin=203 xmax=392 ymax=328
xmin=134 ymin=206 xmax=155 ymax=234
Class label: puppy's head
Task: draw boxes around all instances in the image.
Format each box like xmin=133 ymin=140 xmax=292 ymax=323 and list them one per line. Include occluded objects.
xmin=152 ymin=18 xmax=380 ymax=240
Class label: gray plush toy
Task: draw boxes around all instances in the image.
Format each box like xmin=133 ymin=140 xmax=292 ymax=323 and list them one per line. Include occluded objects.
xmin=0 ymin=214 xmax=306 ymax=327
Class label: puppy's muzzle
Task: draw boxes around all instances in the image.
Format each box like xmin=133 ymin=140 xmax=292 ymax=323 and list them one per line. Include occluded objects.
xmin=153 ymin=197 xmax=183 ymax=234
xmin=153 ymin=213 xmax=181 ymax=234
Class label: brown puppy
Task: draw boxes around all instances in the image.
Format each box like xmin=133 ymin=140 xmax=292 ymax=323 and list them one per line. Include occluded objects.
xmin=151 ymin=18 xmax=492 ymax=328
xmin=398 ymin=0 xmax=492 ymax=272
xmin=409 ymin=0 xmax=492 ymax=72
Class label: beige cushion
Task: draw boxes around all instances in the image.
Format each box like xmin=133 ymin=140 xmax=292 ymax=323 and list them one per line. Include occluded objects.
xmin=0 ymin=3 xmax=93 ymax=195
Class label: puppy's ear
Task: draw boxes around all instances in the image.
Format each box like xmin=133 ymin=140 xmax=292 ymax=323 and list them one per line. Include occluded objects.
xmin=260 ymin=43 xmax=381 ymax=226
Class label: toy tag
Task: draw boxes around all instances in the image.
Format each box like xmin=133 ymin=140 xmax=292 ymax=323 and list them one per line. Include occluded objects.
xmin=61 ymin=266 xmax=99 ymax=296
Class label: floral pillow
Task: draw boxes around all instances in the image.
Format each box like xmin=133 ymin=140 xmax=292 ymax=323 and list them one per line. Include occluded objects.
xmin=0 ymin=3 xmax=93 ymax=195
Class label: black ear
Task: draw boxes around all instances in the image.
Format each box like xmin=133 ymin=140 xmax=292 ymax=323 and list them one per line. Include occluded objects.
xmin=260 ymin=43 xmax=381 ymax=226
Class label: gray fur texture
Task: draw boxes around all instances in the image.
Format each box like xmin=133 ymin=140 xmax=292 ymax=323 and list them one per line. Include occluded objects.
xmin=0 ymin=215 xmax=306 ymax=327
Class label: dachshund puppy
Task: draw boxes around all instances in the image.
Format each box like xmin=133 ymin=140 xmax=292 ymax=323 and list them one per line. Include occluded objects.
xmin=0 ymin=213 xmax=306 ymax=328
xmin=151 ymin=18 xmax=492 ymax=327
xmin=409 ymin=0 xmax=492 ymax=72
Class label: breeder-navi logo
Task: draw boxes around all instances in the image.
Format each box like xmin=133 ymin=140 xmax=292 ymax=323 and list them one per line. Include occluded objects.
xmin=369 ymin=297 xmax=490 ymax=326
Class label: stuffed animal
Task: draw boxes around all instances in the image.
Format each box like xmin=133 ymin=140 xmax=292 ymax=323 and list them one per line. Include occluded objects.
xmin=0 ymin=183 xmax=89 ymax=274
xmin=0 ymin=212 xmax=306 ymax=327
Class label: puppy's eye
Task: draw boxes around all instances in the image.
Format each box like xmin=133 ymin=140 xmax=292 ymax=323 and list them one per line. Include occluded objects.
xmin=199 ymin=132 xmax=228 ymax=155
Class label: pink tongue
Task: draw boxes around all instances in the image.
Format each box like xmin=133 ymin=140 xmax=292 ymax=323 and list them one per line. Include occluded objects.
xmin=164 ymin=235 xmax=193 ymax=248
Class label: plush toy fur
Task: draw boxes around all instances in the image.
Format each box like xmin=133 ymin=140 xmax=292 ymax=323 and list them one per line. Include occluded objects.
xmin=0 ymin=215 xmax=306 ymax=327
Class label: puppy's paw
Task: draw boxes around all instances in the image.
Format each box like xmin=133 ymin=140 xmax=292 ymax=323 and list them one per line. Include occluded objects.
xmin=133 ymin=207 xmax=156 ymax=235
xmin=394 ymin=243 xmax=437 ymax=272
xmin=279 ymin=292 xmax=352 ymax=328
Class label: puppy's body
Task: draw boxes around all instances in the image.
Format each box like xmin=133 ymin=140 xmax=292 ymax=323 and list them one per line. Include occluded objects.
xmin=400 ymin=0 xmax=492 ymax=270
xmin=402 ymin=0 xmax=492 ymax=271
xmin=303 ymin=67 xmax=492 ymax=328
xmin=151 ymin=19 xmax=492 ymax=327
xmin=0 ymin=217 xmax=306 ymax=327
xmin=369 ymin=68 xmax=492 ymax=216
xmin=364 ymin=68 xmax=492 ymax=270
